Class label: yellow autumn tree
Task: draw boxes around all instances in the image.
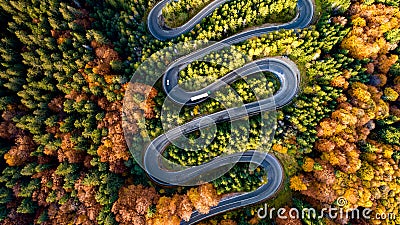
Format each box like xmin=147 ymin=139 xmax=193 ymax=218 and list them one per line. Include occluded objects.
xmin=290 ymin=176 xmax=307 ymax=191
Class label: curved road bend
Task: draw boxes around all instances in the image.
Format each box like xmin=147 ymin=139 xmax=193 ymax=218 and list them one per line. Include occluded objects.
xmin=148 ymin=0 xmax=314 ymax=42
xmin=148 ymin=0 xmax=233 ymax=40
xmin=146 ymin=58 xmax=301 ymax=183
xmin=144 ymin=0 xmax=315 ymax=224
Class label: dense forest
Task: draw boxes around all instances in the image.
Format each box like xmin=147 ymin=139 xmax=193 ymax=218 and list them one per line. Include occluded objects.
xmin=0 ymin=0 xmax=400 ymax=224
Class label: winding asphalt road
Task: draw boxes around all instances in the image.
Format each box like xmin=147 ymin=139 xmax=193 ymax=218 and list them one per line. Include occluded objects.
xmin=144 ymin=0 xmax=315 ymax=224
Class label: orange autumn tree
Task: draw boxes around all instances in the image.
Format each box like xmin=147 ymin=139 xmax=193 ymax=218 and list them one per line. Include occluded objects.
xmin=297 ymin=81 xmax=399 ymax=224
xmin=147 ymin=183 xmax=221 ymax=225
xmin=290 ymin=3 xmax=400 ymax=221
xmin=341 ymin=3 xmax=400 ymax=59
xmin=95 ymin=82 xmax=158 ymax=173
xmin=111 ymin=184 xmax=221 ymax=225
xmin=4 ymin=135 xmax=35 ymax=166
xmin=111 ymin=184 xmax=159 ymax=225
